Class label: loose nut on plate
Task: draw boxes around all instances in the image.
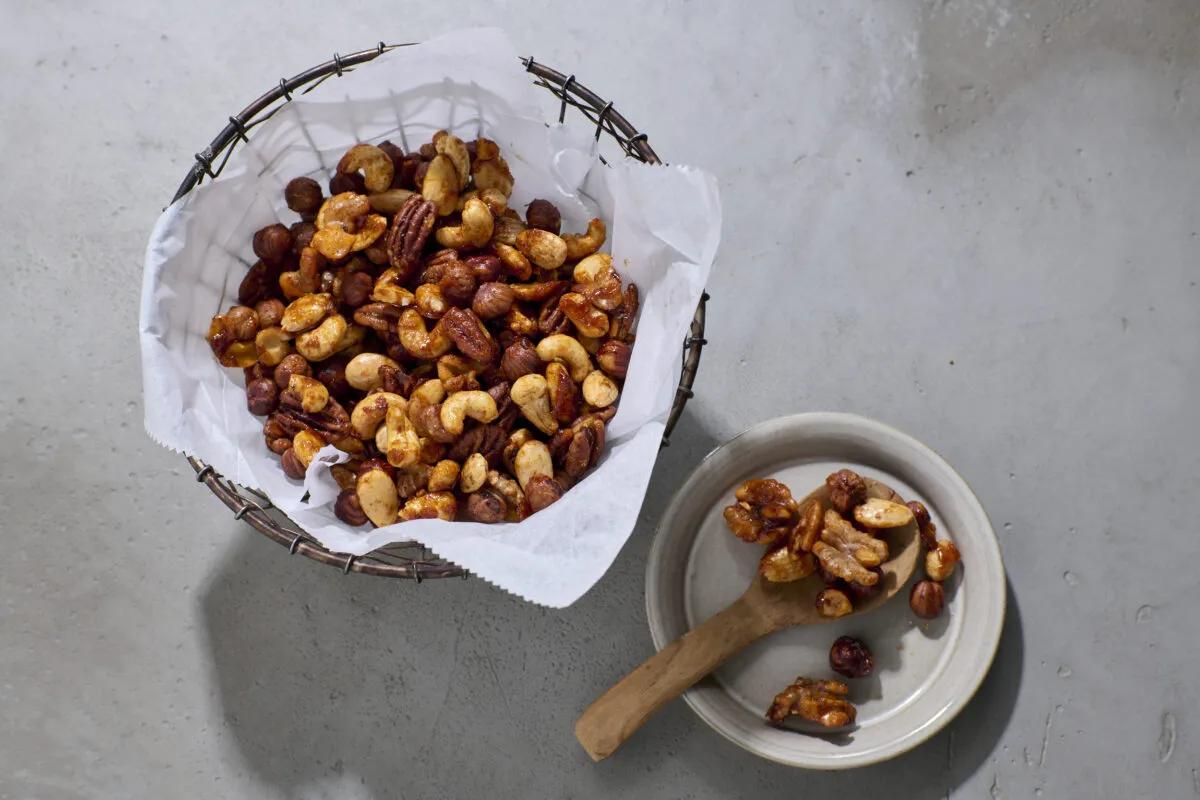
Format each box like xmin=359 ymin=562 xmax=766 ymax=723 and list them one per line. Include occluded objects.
xmin=295 ymin=314 xmax=349 ymax=361
xmin=292 ymin=429 xmax=325 ymax=468
xmin=357 ymin=467 xmax=400 ymax=527
xmin=907 ymin=500 xmax=938 ymax=550
xmin=511 ymin=373 xmax=558 ymax=435
xmin=581 ymin=370 xmax=619 ymax=408
xmin=829 ymin=636 xmax=875 ymax=679
xmin=281 ymin=293 xmax=335 ymax=333
xmin=514 ymin=228 xmax=567 ymax=271
xmin=435 ymin=197 xmax=493 ymax=249
xmin=910 ymin=580 xmax=946 ymax=618
xmin=459 ymin=452 xmax=489 ymax=493
xmin=287 ymin=374 xmax=330 ymax=413
xmin=439 ymin=390 xmax=499 ymax=436
xmin=815 ymin=587 xmax=854 ymax=619
xmin=925 ymin=539 xmax=961 ymax=581
xmin=767 ymin=677 xmax=856 ymax=728
xmin=854 ymin=497 xmax=916 ymax=529
xmin=535 ymin=334 xmax=591 ymax=382
xmin=561 ymin=218 xmax=606 ymax=261
xmin=336 ymin=144 xmax=395 ymax=193
xmin=821 ymin=509 xmax=888 ymax=567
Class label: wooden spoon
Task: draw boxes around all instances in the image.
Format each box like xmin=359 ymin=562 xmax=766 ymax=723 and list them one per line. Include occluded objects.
xmin=575 ymin=477 xmax=920 ymax=761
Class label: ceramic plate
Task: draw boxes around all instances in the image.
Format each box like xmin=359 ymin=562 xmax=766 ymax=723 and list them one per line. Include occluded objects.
xmin=645 ymin=413 xmax=1005 ymax=769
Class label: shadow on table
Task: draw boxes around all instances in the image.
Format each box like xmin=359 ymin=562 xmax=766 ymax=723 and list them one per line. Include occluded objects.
xmin=197 ymin=409 xmax=722 ymax=799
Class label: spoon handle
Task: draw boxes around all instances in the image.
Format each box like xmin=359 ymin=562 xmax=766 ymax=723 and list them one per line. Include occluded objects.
xmin=574 ymin=592 xmax=778 ymax=761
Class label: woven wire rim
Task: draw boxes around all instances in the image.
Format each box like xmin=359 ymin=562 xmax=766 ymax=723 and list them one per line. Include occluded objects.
xmin=173 ymin=43 xmax=709 ymax=580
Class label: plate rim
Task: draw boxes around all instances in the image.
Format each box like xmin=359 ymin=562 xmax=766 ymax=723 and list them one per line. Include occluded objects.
xmin=644 ymin=411 xmax=1006 ymax=769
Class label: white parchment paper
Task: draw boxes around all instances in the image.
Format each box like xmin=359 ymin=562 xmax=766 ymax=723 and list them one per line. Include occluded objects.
xmin=140 ymin=28 xmax=721 ymax=607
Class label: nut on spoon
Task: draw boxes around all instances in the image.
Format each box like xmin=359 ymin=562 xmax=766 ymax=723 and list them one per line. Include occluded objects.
xmin=574 ymin=477 xmax=920 ymax=762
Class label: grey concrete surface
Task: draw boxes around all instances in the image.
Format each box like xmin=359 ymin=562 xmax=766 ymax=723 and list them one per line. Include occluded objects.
xmin=2 ymin=1 xmax=1198 ymax=797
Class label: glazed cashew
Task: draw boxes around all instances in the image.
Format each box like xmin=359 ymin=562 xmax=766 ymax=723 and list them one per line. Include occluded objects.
xmin=384 ymin=403 xmax=421 ymax=469
xmin=511 ymin=374 xmax=558 ymax=435
xmin=336 ymin=144 xmax=395 ymax=193
xmin=513 ymin=440 xmax=553 ymax=490
xmin=573 ymin=253 xmax=613 ymax=283
xmin=535 ymin=334 xmax=591 ymax=382
xmin=396 ymin=308 xmax=452 ymax=359
xmin=493 ymin=243 xmax=532 ymax=280
xmin=559 ymin=293 xmax=610 ymax=338
xmin=357 ymin=467 xmax=399 ymax=527
xmin=503 ymin=429 xmax=534 ymax=477
xmin=459 ymin=187 xmax=507 ymax=216
xmin=410 ymin=378 xmax=446 ymax=406
xmin=427 ymin=459 xmax=461 ymax=492
xmin=581 ymin=370 xmax=619 ymax=408
xmin=400 ymin=491 xmax=457 ymax=521
xmin=295 ymin=314 xmax=348 ymax=361
xmin=472 ymin=156 xmax=514 ymax=197
xmin=316 ymin=192 xmax=370 ymax=232
xmin=292 ymin=430 xmax=325 ymax=468
xmin=421 ymin=155 xmax=459 ymax=216
xmin=350 ymin=392 xmax=406 ymax=439
xmin=288 ymin=374 xmax=330 ymax=413
xmin=313 ymin=193 xmax=387 ymax=259
xmin=372 ymin=268 xmax=416 ymax=306
xmin=459 ymin=453 xmax=488 ymax=493
xmin=254 ymin=326 xmax=293 ymax=366
xmin=345 ymin=352 xmax=401 ymax=391
xmin=572 ymin=253 xmax=624 ymax=310
xmin=367 ymin=188 xmax=415 ymax=214
xmin=332 ymin=323 xmax=366 ymax=357
xmin=562 ymin=218 xmax=606 ymax=261
xmin=414 ymin=283 xmax=448 ymax=319
xmin=514 ymin=229 xmax=567 ymax=270
xmin=439 ymin=390 xmax=499 ymax=436
xmin=435 ymin=197 xmax=494 ymax=249
xmin=433 ymin=131 xmax=471 ymax=189
xmin=281 ymin=293 xmax=336 ymax=333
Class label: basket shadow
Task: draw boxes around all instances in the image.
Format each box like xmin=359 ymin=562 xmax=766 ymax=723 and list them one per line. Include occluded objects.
xmin=197 ymin=408 xmax=723 ymax=797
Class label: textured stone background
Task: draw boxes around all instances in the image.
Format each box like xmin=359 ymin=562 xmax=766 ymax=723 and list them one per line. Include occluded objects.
xmin=3 ymin=1 xmax=1198 ymax=797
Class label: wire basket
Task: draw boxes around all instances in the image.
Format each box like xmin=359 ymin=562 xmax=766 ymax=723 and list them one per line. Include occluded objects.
xmin=173 ymin=43 xmax=708 ymax=580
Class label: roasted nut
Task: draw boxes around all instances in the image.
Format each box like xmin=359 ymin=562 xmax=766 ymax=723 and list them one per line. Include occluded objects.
xmin=925 ymin=539 xmax=961 ymax=582
xmin=513 ymin=440 xmax=553 ymax=490
xmin=472 ymin=154 xmax=513 ymax=197
xmin=509 ymin=280 xmax=569 ymax=303
xmin=435 ymin=197 xmax=493 ymax=248
xmin=442 ymin=307 xmax=498 ymax=364
xmin=525 ymin=474 xmax=564 ymax=512
xmin=433 ymin=130 xmax=471 ymax=188
xmin=334 ymin=489 xmax=369 ymax=526
xmin=396 ymin=308 xmax=452 ymax=359
xmin=427 ymin=459 xmax=461 ymax=492
xmin=382 ymin=403 xmax=421 ymax=468
xmin=340 ymin=270 xmax=374 ymax=308
xmin=491 ymin=213 xmax=526 ymax=247
xmin=438 ymin=260 xmax=477 ymax=307
xmin=237 ymin=260 xmax=281 ymax=307
xmin=292 ymin=429 xmax=325 ymax=468
xmin=287 ymin=374 xmax=330 ymax=413
xmin=224 ymin=306 xmax=259 ymax=341
xmin=789 ymin=498 xmax=823 ymax=553
xmin=561 ymin=218 xmax=606 ymax=261
xmin=581 ymin=370 xmax=619 ymax=408
xmin=400 ymin=491 xmax=457 ymax=521
xmin=412 ymin=283 xmax=448 ymax=319
xmin=467 ymin=488 xmax=506 ymax=523
xmin=329 ymin=172 xmax=366 ymax=195
xmin=206 ymin=315 xmax=258 ymax=368
xmin=281 ymin=293 xmax=335 ymax=333
xmin=472 ymin=282 xmax=515 ymax=320
xmin=280 ymin=248 xmax=321 ymax=300
xmin=557 ymin=416 xmax=605 ymax=478
xmin=331 ymin=436 xmax=364 ymax=456
xmin=330 ymin=463 xmax=358 ymax=491
xmin=456 ymin=452 xmax=488 ymax=493
xmin=545 ymin=362 xmax=580 ymax=424
xmin=813 ymin=541 xmax=879 ymax=587
xmin=829 ymin=636 xmax=874 ymax=679
xmin=273 ymin=353 xmax=311 ymax=390
xmin=910 ymin=580 xmax=946 ymax=618
xmin=759 ymin=547 xmax=817 ymax=583
xmin=767 ymin=677 xmax=856 ymax=728
xmin=502 ymin=429 xmax=533 ymax=476
xmin=464 ymin=253 xmax=502 ymax=283
xmin=421 ymin=155 xmax=459 ymax=216
xmin=815 ymin=587 xmax=854 ymax=619
xmin=907 ymin=500 xmax=938 ymax=550
xmin=411 ymin=378 xmax=446 ymax=405
xmin=254 ymin=298 xmax=286 ymax=329
xmin=353 ymin=302 xmax=403 ymax=333
xmin=371 ymin=268 xmax=416 ymax=307
xmin=253 ymin=224 xmax=294 ymax=264
xmin=822 ymin=509 xmax=888 ymax=568
xmin=366 ymin=188 xmax=416 ymax=214
xmin=504 ymin=305 xmax=538 ymax=336
xmin=285 ymin=177 xmax=323 ymax=215
xmin=535 ymin=334 xmax=591 ymax=382
xmin=514 ymin=228 xmax=567 ymax=270
xmin=246 ymin=378 xmax=279 ymax=416
xmin=276 ymin=391 xmax=351 ymax=442
xmin=486 ymin=469 xmax=526 ymax=519
xmin=609 ymin=283 xmax=639 ymax=341
xmin=350 ymin=391 xmax=406 ymax=439
xmin=386 ymin=195 xmax=437 ymax=281
xmin=595 ymin=339 xmax=631 ymax=379
xmin=439 ymin=390 xmax=499 ymax=436
xmin=854 ymin=498 xmax=916 ymax=529
xmin=295 ymin=314 xmax=348 ymax=361
xmin=500 ymin=337 xmax=541 ymax=381
xmin=254 ymin=326 xmax=293 ymax=367
xmin=844 ymin=572 xmax=883 ymax=603
xmin=407 ymin=397 xmax=455 ymax=443
xmin=826 ymin=469 xmax=868 ymax=516
xmin=357 ymin=467 xmax=399 ymax=527
xmin=511 ymin=374 xmax=558 ymax=435
xmin=435 ymin=353 xmax=476 ymax=383
xmin=525 ymin=199 xmax=561 ymax=234
xmin=280 ymin=448 xmax=307 ymax=479
xmin=336 ymin=144 xmax=395 ymax=193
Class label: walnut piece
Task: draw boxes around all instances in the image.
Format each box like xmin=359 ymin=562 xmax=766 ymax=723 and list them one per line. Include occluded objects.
xmin=723 ymin=477 xmax=799 ymax=546
xmin=766 ymin=677 xmax=856 ymax=728
xmin=821 ymin=509 xmax=888 ymax=567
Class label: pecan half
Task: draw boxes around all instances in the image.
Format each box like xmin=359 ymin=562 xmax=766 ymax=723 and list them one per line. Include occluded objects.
xmin=353 ymin=302 xmax=403 ymax=333
xmin=609 ymin=283 xmax=639 ymax=341
xmin=386 ymin=195 xmax=436 ymax=282
xmin=446 ymin=423 xmax=507 ymax=464
xmin=442 ymin=307 xmax=498 ymax=363
xmin=277 ymin=392 xmax=351 ymax=441
xmin=509 ymin=280 xmax=569 ymax=303
xmin=537 ymin=295 xmax=571 ymax=336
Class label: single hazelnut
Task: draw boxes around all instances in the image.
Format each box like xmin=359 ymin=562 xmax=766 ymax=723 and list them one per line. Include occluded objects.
xmin=314 ymin=358 xmax=352 ymax=401
xmin=267 ymin=436 xmax=291 ymax=455
xmin=909 ymin=580 xmax=945 ymax=619
xmin=290 ymin=221 xmax=316 ymax=254
xmin=467 ymin=489 xmax=506 ymax=523
xmin=825 ymin=469 xmax=868 ymax=516
xmin=284 ymin=177 xmax=323 ymax=215
xmin=225 ymin=305 xmax=259 ymax=341
xmin=280 ymin=448 xmax=307 ymax=479
xmin=525 ymin=199 xmax=562 ymax=234
xmin=329 ymin=171 xmax=366 ymax=195
xmin=596 ymin=339 xmax=631 ymax=380
xmin=253 ymin=224 xmax=293 ymax=265
xmin=340 ymin=271 xmax=373 ymax=308
xmin=334 ymin=489 xmax=369 ymax=526
xmin=526 ymin=475 xmax=564 ymax=513
xmin=464 ymin=254 xmax=502 ymax=283
xmin=246 ymin=378 xmax=279 ymax=416
xmin=829 ymin=636 xmax=874 ymax=679
xmin=472 ymin=282 xmax=516 ymax=320
xmin=274 ymin=353 xmax=311 ymax=390
xmin=255 ymin=298 xmax=285 ymax=329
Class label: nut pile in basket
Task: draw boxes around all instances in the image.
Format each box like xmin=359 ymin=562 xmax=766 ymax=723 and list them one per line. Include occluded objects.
xmin=204 ymin=132 xmax=637 ymax=527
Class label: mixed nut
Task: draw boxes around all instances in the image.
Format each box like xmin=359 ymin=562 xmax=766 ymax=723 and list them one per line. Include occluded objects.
xmin=206 ymin=133 xmax=637 ymax=527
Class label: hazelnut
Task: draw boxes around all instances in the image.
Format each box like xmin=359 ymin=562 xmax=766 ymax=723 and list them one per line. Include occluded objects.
xmin=844 ymin=570 xmax=883 ymax=602
xmin=284 ymin=177 xmax=323 ymax=214
xmin=253 ymin=224 xmax=293 ymax=265
xmin=596 ymin=339 xmax=631 ymax=379
xmin=525 ymin=199 xmax=562 ymax=234
xmin=243 ymin=362 xmax=270 ymax=384
xmin=340 ymin=271 xmax=373 ymax=308
xmin=413 ymin=160 xmax=430 ymax=189
xmin=314 ymin=358 xmax=352 ymax=401
xmin=926 ymin=540 xmax=961 ymax=582
xmin=438 ymin=260 xmax=477 ymax=306
xmin=225 ymin=305 xmax=259 ymax=341
xmin=829 ymin=636 xmax=874 ymax=679
xmin=815 ymin=588 xmax=853 ymax=619
xmin=280 ymin=448 xmax=307 ymax=479
xmin=464 ymin=254 xmax=502 ymax=283
xmin=825 ymin=469 xmax=868 ymax=516
xmin=467 ymin=488 xmax=506 ymax=523
xmin=377 ymin=140 xmax=405 ymax=173
xmin=334 ymin=488 xmax=369 ymax=526
xmin=418 ymin=142 xmax=437 ymax=160
xmin=907 ymin=500 xmax=937 ymax=550
xmin=246 ymin=378 xmax=279 ymax=416
xmin=329 ymin=171 xmax=366 ymax=195
xmin=255 ymin=298 xmax=285 ymax=329
xmin=356 ymin=457 xmax=395 ymax=480
xmin=472 ymin=282 xmax=515 ymax=320
xmin=267 ymin=436 xmax=291 ymax=455
xmin=290 ymin=221 xmax=316 ymax=254
xmin=525 ymin=474 xmax=564 ymax=513
xmin=273 ymin=353 xmax=311 ymax=390
xmin=910 ymin=580 xmax=945 ymax=619
xmin=500 ymin=337 xmax=541 ymax=381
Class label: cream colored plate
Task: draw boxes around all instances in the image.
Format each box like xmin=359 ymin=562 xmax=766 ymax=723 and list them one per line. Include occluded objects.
xmin=645 ymin=413 xmax=1005 ymax=769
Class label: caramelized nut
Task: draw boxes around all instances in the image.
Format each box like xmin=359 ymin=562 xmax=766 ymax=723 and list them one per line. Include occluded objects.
xmin=854 ymin=498 xmax=916 ymax=529
xmin=909 ymin=580 xmax=945 ymax=618
xmin=926 ymin=540 xmax=961 ymax=581
xmin=829 ymin=636 xmax=874 ymax=679
xmin=815 ymin=588 xmax=853 ymax=619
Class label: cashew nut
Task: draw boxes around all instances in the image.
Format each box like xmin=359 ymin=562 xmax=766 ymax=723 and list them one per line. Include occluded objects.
xmin=573 ymin=253 xmax=613 ymax=284
xmin=410 ymin=378 xmax=446 ymax=406
xmin=281 ymin=293 xmax=335 ymax=333
xmin=459 ymin=453 xmax=488 ymax=493
xmin=254 ymin=326 xmax=293 ymax=366
xmin=510 ymin=374 xmax=558 ymax=435
xmin=400 ymin=491 xmax=457 ymax=521
xmin=288 ymin=374 xmax=330 ymax=413
xmin=336 ymin=144 xmax=395 ymax=193
xmin=535 ymin=334 xmax=591 ymax=382
xmin=515 ymin=228 xmax=567 ymax=270
xmin=513 ymin=440 xmax=553 ymax=491
xmin=559 ymin=293 xmax=610 ymax=338
xmin=427 ymin=459 xmax=461 ymax=492
xmin=582 ymin=370 xmax=619 ymax=408
xmin=459 ymin=187 xmax=507 ymax=216
xmin=384 ymin=404 xmax=421 ymax=469
xmin=562 ymin=218 xmax=606 ymax=261
xmin=493 ymin=243 xmax=532 ymax=280
xmin=472 ymin=156 xmax=514 ymax=197
xmin=415 ymin=283 xmax=448 ymax=319
xmin=396 ymin=308 xmax=452 ymax=359
xmin=357 ymin=467 xmax=399 ymax=527
xmin=295 ymin=314 xmax=348 ymax=361
xmin=421 ymin=155 xmax=459 ymax=216
xmin=372 ymin=268 xmax=416 ymax=306
xmin=433 ymin=131 xmax=471 ymax=189
xmin=436 ymin=354 xmax=476 ymax=383
xmin=332 ymin=322 xmax=366 ymax=357
xmin=503 ymin=429 xmax=534 ymax=477
xmin=367 ymin=188 xmax=415 ymax=214
xmin=292 ymin=430 xmax=325 ymax=468
xmin=345 ymin=352 xmax=401 ymax=391
xmin=350 ymin=392 xmax=406 ymax=439
xmin=316 ymin=192 xmax=370 ymax=233
xmin=439 ymin=390 xmax=499 ymax=436
xmin=435 ymin=197 xmax=494 ymax=249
